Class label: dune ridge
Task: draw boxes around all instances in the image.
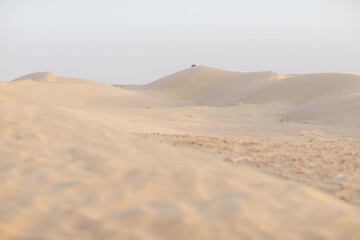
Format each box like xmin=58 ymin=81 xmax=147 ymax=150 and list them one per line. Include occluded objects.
xmin=13 ymin=72 xmax=57 ymax=82
xmin=12 ymin=71 xmax=105 ymax=85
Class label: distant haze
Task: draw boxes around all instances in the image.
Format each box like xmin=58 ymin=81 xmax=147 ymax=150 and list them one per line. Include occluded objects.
xmin=1 ymin=0 xmax=359 ymax=84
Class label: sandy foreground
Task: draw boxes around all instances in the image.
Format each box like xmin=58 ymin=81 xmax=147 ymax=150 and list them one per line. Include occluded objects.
xmin=1 ymin=67 xmax=360 ymax=239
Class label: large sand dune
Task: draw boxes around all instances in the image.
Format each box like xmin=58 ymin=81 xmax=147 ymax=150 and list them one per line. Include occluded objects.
xmin=1 ymin=67 xmax=360 ymax=239
xmin=141 ymin=66 xmax=360 ymax=124
xmin=141 ymin=66 xmax=291 ymax=100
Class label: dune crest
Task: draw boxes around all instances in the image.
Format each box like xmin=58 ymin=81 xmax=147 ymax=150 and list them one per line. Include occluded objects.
xmin=12 ymin=72 xmax=111 ymax=86
xmin=13 ymin=72 xmax=57 ymax=82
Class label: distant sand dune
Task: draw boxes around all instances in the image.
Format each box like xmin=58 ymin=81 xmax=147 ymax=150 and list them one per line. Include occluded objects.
xmin=241 ymin=73 xmax=360 ymax=105
xmin=138 ymin=67 xmax=360 ymax=124
xmin=9 ymin=68 xmax=360 ymax=124
xmin=13 ymin=71 xmax=103 ymax=85
xmin=140 ymin=66 xmax=292 ymax=100
xmin=13 ymin=71 xmax=57 ymax=82
xmin=6 ymin=72 xmax=173 ymax=108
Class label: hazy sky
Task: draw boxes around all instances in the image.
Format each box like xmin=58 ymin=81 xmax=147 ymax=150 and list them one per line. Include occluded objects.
xmin=1 ymin=0 xmax=359 ymax=84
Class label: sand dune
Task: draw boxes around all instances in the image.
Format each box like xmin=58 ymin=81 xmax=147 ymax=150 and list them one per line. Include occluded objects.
xmin=9 ymin=69 xmax=360 ymax=124
xmin=141 ymin=66 xmax=291 ymax=100
xmin=240 ymin=73 xmax=360 ymax=105
xmin=139 ymin=67 xmax=360 ymax=124
xmin=1 ymin=67 xmax=360 ymax=239
xmin=5 ymin=72 xmax=174 ymax=108
xmin=13 ymin=71 xmax=105 ymax=86
xmin=13 ymin=71 xmax=58 ymax=82
xmin=194 ymin=73 xmax=360 ymax=106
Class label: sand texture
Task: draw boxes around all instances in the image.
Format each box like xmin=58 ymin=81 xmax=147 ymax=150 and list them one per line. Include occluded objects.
xmin=1 ymin=66 xmax=360 ymax=239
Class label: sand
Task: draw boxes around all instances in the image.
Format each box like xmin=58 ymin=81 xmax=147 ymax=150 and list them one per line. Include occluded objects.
xmin=1 ymin=67 xmax=360 ymax=239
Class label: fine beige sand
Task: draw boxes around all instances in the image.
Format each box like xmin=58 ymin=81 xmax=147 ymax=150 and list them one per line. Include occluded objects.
xmin=1 ymin=66 xmax=360 ymax=239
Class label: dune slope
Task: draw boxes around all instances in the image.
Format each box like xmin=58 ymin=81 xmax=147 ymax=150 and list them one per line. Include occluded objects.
xmin=141 ymin=66 xmax=290 ymax=100
xmin=1 ymin=93 xmax=360 ymax=239
xmin=6 ymin=72 xmax=173 ymax=108
xmin=241 ymin=73 xmax=360 ymax=105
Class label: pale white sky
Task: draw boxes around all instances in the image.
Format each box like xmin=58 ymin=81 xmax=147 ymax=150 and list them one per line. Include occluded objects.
xmin=0 ymin=0 xmax=359 ymax=84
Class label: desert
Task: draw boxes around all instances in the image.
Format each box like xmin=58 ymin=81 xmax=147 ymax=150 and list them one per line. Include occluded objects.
xmin=1 ymin=66 xmax=360 ymax=239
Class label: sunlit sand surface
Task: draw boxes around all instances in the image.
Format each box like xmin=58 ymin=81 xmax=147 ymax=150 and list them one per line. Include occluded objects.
xmin=1 ymin=66 xmax=360 ymax=239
